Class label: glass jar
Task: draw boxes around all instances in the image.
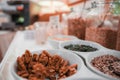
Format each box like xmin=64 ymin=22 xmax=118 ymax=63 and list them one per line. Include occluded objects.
xmin=34 ymin=22 xmax=48 ymax=44
xmin=67 ymin=10 xmax=86 ymax=40
xmin=85 ymin=1 xmax=119 ymax=49
xmin=116 ymin=18 xmax=120 ymax=50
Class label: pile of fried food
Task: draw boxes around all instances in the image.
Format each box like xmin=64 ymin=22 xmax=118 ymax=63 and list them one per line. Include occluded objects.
xmin=16 ymin=50 xmax=77 ymax=80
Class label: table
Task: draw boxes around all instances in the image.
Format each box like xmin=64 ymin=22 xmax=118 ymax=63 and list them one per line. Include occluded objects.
xmin=0 ymin=31 xmax=109 ymax=80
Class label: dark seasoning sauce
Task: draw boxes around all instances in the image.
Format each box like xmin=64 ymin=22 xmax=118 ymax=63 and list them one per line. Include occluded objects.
xmin=64 ymin=44 xmax=98 ymax=52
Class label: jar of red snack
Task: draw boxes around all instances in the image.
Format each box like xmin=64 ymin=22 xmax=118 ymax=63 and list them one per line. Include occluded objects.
xmin=116 ymin=17 xmax=120 ymax=50
xmin=67 ymin=1 xmax=87 ymax=40
xmin=85 ymin=15 xmax=118 ymax=49
xmin=86 ymin=26 xmax=118 ymax=49
xmin=85 ymin=1 xmax=119 ymax=49
xmin=68 ymin=14 xmax=86 ymax=40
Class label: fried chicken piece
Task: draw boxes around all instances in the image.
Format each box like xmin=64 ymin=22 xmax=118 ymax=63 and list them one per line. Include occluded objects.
xmin=67 ymin=64 xmax=77 ymax=76
xmin=32 ymin=54 xmax=39 ymax=62
xmin=46 ymin=66 xmax=56 ymax=79
xmin=17 ymin=57 xmax=26 ymax=71
xmin=32 ymin=63 xmax=46 ymax=79
xmin=22 ymin=50 xmax=32 ymax=64
xmin=17 ymin=70 xmax=29 ymax=78
xmin=38 ymin=50 xmax=51 ymax=66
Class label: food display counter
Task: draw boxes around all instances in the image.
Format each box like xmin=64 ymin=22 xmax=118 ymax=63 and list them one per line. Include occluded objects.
xmin=0 ymin=0 xmax=120 ymax=80
xmin=0 ymin=31 xmax=112 ymax=80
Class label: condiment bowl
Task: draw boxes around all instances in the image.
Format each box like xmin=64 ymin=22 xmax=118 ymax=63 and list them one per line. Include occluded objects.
xmin=47 ymin=35 xmax=78 ymax=49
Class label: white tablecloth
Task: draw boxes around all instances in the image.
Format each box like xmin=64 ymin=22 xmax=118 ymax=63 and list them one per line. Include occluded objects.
xmin=0 ymin=31 xmax=109 ymax=80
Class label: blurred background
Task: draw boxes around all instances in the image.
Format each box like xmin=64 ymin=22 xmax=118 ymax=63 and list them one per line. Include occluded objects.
xmin=0 ymin=0 xmax=106 ymax=30
xmin=0 ymin=0 xmax=84 ymax=30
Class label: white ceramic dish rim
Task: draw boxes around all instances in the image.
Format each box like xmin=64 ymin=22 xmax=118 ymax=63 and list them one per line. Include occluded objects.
xmin=47 ymin=35 xmax=79 ymax=42
xmin=11 ymin=49 xmax=84 ymax=80
xmin=85 ymin=50 xmax=120 ymax=80
xmin=59 ymin=40 xmax=106 ymax=57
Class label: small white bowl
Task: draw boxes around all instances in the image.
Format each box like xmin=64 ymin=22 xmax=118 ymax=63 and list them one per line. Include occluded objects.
xmin=59 ymin=39 xmax=105 ymax=58
xmin=86 ymin=50 xmax=120 ymax=80
xmin=47 ymin=35 xmax=78 ymax=49
xmin=11 ymin=49 xmax=83 ymax=80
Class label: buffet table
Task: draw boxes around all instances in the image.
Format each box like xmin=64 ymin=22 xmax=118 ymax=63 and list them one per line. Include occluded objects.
xmin=0 ymin=31 xmax=109 ymax=80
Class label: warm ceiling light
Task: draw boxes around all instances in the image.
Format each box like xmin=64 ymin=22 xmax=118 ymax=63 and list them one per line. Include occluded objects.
xmin=31 ymin=0 xmax=70 ymax=14
xmin=39 ymin=0 xmax=66 ymax=7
